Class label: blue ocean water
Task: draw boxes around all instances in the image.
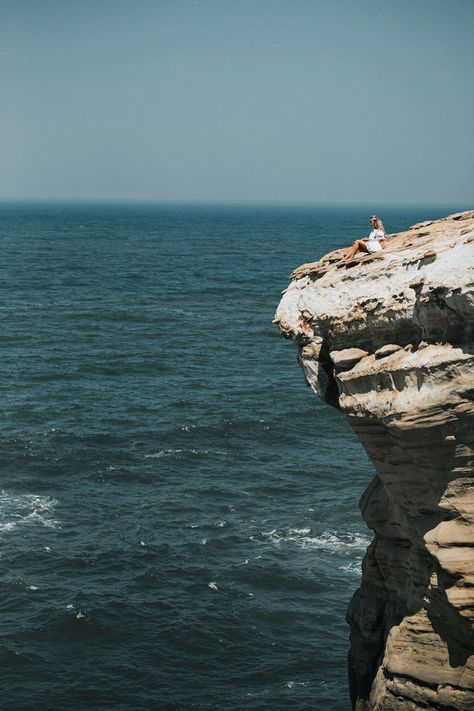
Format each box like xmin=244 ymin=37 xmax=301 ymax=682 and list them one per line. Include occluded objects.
xmin=0 ymin=202 xmax=466 ymax=711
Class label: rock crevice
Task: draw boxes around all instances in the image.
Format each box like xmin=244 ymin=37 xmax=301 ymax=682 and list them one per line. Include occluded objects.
xmin=275 ymin=211 xmax=474 ymax=710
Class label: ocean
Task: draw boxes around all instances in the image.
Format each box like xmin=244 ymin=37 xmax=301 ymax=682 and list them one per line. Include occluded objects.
xmin=0 ymin=202 xmax=466 ymax=711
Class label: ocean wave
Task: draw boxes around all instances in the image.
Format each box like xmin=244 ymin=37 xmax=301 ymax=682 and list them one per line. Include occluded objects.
xmin=250 ymin=527 xmax=370 ymax=553
xmin=0 ymin=490 xmax=58 ymax=534
xmin=144 ymin=448 xmax=229 ymax=459
xmin=285 ymin=680 xmax=309 ymax=689
xmin=185 ymin=519 xmax=231 ymax=533
xmin=338 ymin=560 xmax=363 ymax=575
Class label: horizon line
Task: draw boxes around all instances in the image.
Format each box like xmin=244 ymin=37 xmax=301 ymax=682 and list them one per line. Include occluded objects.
xmin=0 ymin=197 xmax=471 ymax=209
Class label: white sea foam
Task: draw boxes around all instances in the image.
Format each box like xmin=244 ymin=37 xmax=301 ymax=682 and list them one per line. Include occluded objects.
xmin=251 ymin=527 xmax=370 ymax=554
xmin=288 ymin=527 xmax=311 ymax=535
xmin=339 ymin=560 xmax=363 ymax=575
xmin=285 ymin=681 xmax=308 ymax=689
xmin=0 ymin=490 xmax=59 ymax=535
xmin=144 ymin=449 xmax=185 ymax=458
xmin=145 ymin=448 xmax=229 ymax=459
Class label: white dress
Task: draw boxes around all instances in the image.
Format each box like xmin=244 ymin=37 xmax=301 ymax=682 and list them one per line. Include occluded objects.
xmin=365 ymin=228 xmax=385 ymax=253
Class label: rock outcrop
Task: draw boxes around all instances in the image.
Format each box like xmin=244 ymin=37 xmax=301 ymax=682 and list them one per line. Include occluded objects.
xmin=274 ymin=211 xmax=474 ymax=710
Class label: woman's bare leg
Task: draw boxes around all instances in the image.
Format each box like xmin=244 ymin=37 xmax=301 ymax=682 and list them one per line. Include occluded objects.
xmin=341 ymin=239 xmax=369 ymax=262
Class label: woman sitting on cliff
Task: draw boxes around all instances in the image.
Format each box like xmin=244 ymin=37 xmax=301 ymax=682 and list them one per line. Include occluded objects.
xmin=340 ymin=215 xmax=386 ymax=262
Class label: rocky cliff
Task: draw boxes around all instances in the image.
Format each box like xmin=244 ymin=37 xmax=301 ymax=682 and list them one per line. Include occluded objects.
xmin=274 ymin=211 xmax=474 ymax=710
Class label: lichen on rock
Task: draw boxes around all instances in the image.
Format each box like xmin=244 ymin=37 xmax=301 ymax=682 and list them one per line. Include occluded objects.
xmin=274 ymin=211 xmax=474 ymax=710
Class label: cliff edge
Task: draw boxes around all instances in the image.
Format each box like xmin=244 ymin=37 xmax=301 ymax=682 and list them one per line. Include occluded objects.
xmin=274 ymin=211 xmax=474 ymax=710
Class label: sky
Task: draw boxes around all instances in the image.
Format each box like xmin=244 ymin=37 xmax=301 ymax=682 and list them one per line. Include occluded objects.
xmin=1 ymin=0 xmax=473 ymax=204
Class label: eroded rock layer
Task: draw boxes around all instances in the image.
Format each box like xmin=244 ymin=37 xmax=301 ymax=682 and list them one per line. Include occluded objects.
xmin=274 ymin=211 xmax=474 ymax=710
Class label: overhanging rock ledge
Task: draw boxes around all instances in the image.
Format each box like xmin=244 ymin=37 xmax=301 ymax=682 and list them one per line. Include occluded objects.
xmin=274 ymin=211 xmax=474 ymax=710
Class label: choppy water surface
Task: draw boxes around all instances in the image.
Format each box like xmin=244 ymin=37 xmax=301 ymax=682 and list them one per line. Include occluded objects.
xmin=0 ymin=202 xmax=464 ymax=710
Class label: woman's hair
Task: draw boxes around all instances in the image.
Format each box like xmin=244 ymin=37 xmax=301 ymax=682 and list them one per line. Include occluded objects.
xmin=370 ymin=214 xmax=385 ymax=232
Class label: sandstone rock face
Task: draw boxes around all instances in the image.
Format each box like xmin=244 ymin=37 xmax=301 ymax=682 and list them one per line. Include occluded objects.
xmin=274 ymin=211 xmax=474 ymax=710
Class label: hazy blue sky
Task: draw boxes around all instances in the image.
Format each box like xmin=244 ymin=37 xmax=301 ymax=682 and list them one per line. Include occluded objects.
xmin=1 ymin=0 xmax=472 ymax=203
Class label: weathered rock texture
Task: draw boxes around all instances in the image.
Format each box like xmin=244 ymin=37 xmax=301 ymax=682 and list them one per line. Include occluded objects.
xmin=274 ymin=211 xmax=474 ymax=710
